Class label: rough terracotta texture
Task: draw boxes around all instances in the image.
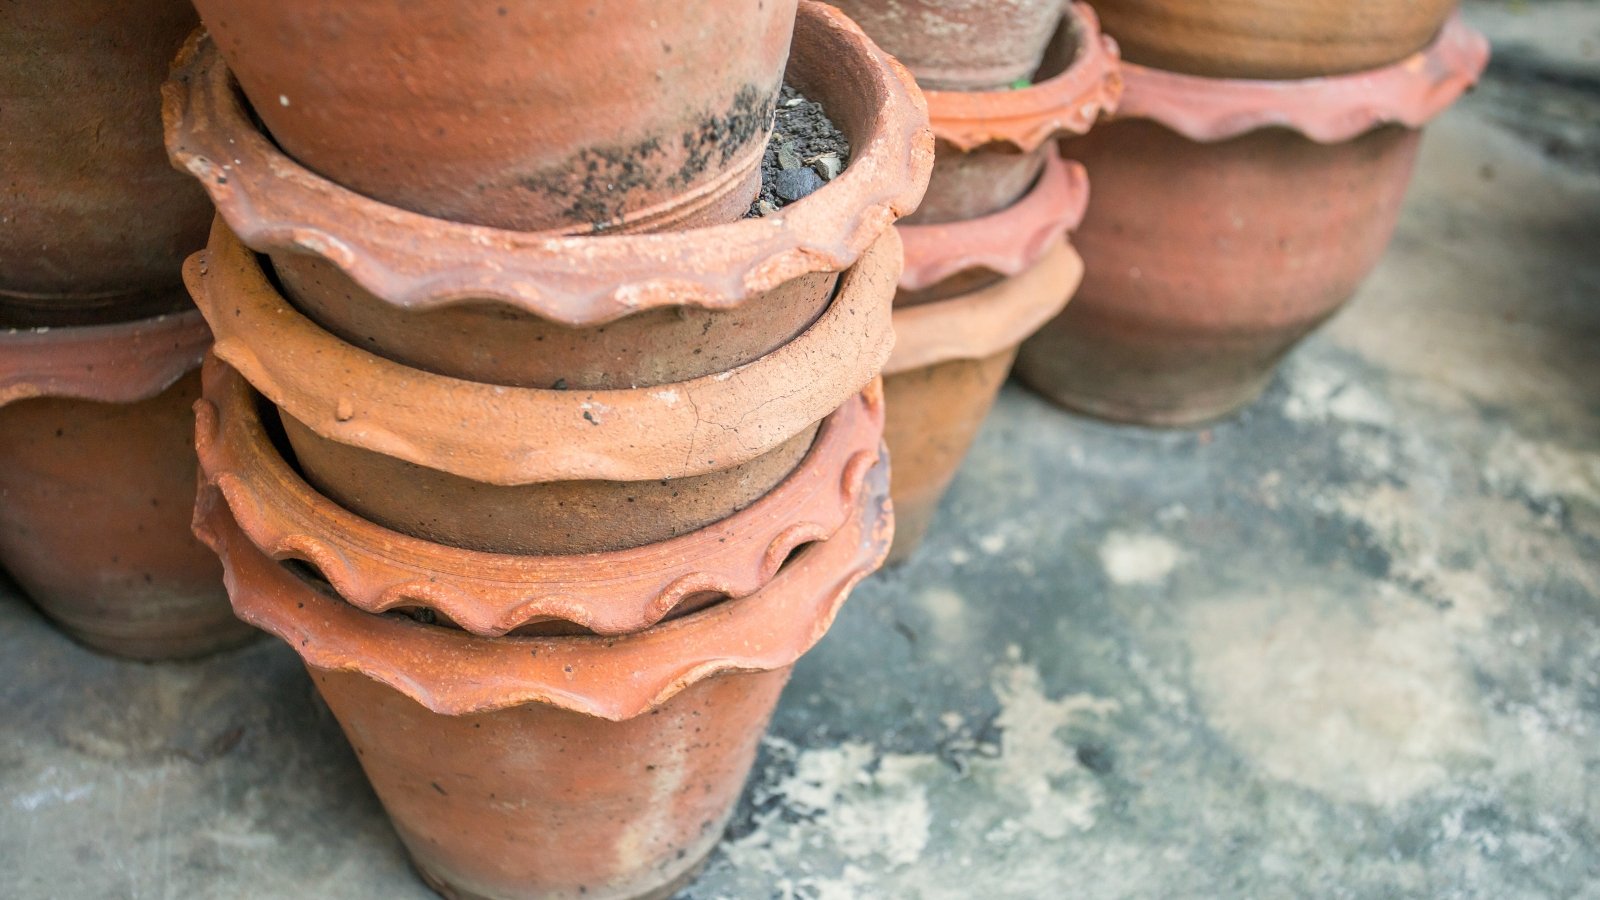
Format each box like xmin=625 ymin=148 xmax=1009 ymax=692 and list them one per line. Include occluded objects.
xmin=884 ymin=241 xmax=1083 ymax=563
xmin=186 ymin=0 xmax=797 ymax=233
xmin=0 ymin=0 xmax=212 ymax=326
xmin=186 ymin=222 xmax=898 ymax=554
xmin=0 ymin=313 xmax=251 ymax=660
xmin=829 ymin=0 xmax=1068 ymax=91
xmin=197 ymin=357 xmax=885 ymax=637
xmin=192 ymin=452 xmax=891 ymax=899
xmin=163 ymin=3 xmax=932 ymax=329
xmin=1093 ymin=0 xmax=1461 ymax=79
xmin=905 ymin=3 xmax=1122 ymax=224
xmin=1017 ymin=21 xmax=1489 ymax=427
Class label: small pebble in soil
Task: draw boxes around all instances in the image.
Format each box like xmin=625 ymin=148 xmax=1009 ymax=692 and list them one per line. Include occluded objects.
xmin=748 ymin=85 xmax=851 ymax=217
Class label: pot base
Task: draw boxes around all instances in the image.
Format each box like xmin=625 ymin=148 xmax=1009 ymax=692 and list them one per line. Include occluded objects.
xmin=1014 ymin=354 xmax=1277 ymax=428
xmin=412 ymin=831 xmax=718 ymax=900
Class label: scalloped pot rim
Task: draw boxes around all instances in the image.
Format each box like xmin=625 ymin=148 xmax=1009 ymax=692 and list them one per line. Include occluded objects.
xmin=194 ymin=453 xmax=893 ymax=720
xmin=0 ymin=310 xmax=209 ymax=407
xmin=195 ymin=356 xmax=885 ymax=637
xmin=920 ymin=2 xmax=1124 ymax=153
xmin=161 ymin=1 xmax=932 ymax=326
xmin=1113 ymin=15 xmax=1490 ymax=144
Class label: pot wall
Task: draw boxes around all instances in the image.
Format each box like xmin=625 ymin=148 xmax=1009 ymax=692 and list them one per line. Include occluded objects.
xmin=0 ymin=0 xmax=212 ymax=325
xmin=829 ymin=0 xmax=1068 ymax=91
xmin=1017 ymin=121 xmax=1421 ymax=427
xmin=905 ymin=142 xmax=1051 ymax=226
xmin=313 ymin=664 xmax=789 ymax=900
xmin=0 ymin=371 xmax=251 ymax=659
xmin=1092 ymin=0 xmax=1460 ymax=79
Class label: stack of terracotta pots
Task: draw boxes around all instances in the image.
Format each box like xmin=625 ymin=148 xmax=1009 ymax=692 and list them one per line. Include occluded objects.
xmin=0 ymin=0 xmax=253 ymax=660
xmin=830 ymin=0 xmax=1122 ymax=562
xmin=1017 ymin=2 xmax=1491 ymax=426
xmin=165 ymin=2 xmax=930 ymax=897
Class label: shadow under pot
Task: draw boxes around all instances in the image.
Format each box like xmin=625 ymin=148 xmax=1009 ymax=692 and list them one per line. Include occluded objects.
xmin=1015 ymin=20 xmax=1489 ymax=427
xmin=185 ymin=223 xmax=898 ymax=556
xmin=0 ymin=0 xmax=212 ymax=327
xmin=0 ymin=312 xmax=254 ymax=660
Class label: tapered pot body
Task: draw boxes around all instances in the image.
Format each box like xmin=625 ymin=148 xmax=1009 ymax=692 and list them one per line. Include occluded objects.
xmin=1017 ymin=121 xmax=1421 ymax=426
xmin=0 ymin=0 xmax=212 ymax=325
xmin=907 ymin=142 xmax=1053 ymax=226
xmin=0 ymin=371 xmax=250 ymax=659
xmin=1091 ymin=0 xmax=1460 ymax=79
xmin=828 ymin=0 xmax=1068 ymax=90
xmin=189 ymin=0 xmax=797 ymax=233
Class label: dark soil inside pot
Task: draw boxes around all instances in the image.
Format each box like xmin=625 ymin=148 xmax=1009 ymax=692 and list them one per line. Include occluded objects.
xmin=748 ymin=85 xmax=852 ymax=216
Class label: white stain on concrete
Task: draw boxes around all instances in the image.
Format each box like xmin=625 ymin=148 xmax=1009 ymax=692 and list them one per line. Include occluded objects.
xmin=1099 ymin=531 xmax=1187 ymax=587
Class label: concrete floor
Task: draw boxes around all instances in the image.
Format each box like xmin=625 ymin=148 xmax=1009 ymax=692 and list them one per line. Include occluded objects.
xmin=3 ymin=3 xmax=1598 ymax=897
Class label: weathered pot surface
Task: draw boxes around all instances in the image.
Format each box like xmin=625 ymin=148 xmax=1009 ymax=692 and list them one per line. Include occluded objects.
xmin=186 ymin=0 xmax=798 ymax=233
xmin=197 ymin=356 xmax=885 ymax=637
xmin=0 ymin=0 xmax=213 ymax=327
xmin=905 ymin=2 xmax=1121 ymax=224
xmin=885 ymin=240 xmax=1083 ymax=563
xmin=193 ymin=450 xmax=890 ymax=899
xmin=1017 ymin=19 xmax=1489 ymax=427
xmin=163 ymin=2 xmax=932 ymax=331
xmin=829 ymin=0 xmax=1069 ymax=91
xmin=186 ymin=221 xmax=898 ymax=554
xmin=0 ymin=312 xmax=252 ymax=660
xmin=1092 ymin=0 xmax=1462 ymax=79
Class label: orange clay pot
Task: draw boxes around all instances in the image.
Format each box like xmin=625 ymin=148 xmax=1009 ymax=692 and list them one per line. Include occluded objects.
xmin=192 ymin=447 xmax=891 ymax=900
xmin=164 ymin=4 xmax=930 ymax=389
xmin=1092 ymin=0 xmax=1461 ymax=80
xmin=196 ymin=356 xmax=885 ymax=637
xmin=185 ymin=221 xmax=898 ymax=555
xmin=1016 ymin=18 xmax=1488 ymax=427
xmin=904 ymin=3 xmax=1121 ymax=225
xmin=0 ymin=312 xmax=252 ymax=660
xmin=884 ymin=241 xmax=1083 ymax=564
xmin=828 ymin=0 xmax=1068 ymax=91
xmin=0 ymin=0 xmax=212 ymax=327
xmin=186 ymin=0 xmax=798 ymax=234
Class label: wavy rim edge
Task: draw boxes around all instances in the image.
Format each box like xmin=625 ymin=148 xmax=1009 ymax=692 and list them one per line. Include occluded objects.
xmin=0 ymin=310 xmax=209 ymax=407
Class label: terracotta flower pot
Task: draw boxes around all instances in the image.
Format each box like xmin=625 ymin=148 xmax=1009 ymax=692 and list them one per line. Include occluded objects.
xmin=196 ymin=356 xmax=885 ymax=637
xmin=184 ymin=0 xmax=799 ymax=234
xmin=0 ymin=0 xmax=213 ymax=327
xmin=1092 ymin=0 xmax=1462 ymax=80
xmin=185 ymin=220 xmax=898 ymax=555
xmin=828 ymin=0 xmax=1069 ymax=91
xmin=904 ymin=3 xmax=1121 ymax=225
xmin=164 ymin=4 xmax=931 ymax=389
xmin=0 ymin=312 xmax=252 ymax=660
xmin=1016 ymin=18 xmax=1489 ymax=427
xmin=192 ymin=447 xmax=891 ymax=900
xmin=884 ymin=241 xmax=1084 ymax=564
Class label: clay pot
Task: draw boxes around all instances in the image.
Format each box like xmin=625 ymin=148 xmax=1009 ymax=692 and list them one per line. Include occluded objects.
xmin=904 ymin=3 xmax=1121 ymax=225
xmin=192 ymin=446 xmax=891 ymax=900
xmin=0 ymin=0 xmax=213 ymax=327
xmin=196 ymin=356 xmax=886 ymax=636
xmin=185 ymin=220 xmax=898 ymax=555
xmin=1092 ymin=0 xmax=1461 ymax=80
xmin=828 ymin=0 xmax=1069 ymax=91
xmin=1016 ymin=18 xmax=1489 ymax=427
xmin=185 ymin=0 xmax=798 ymax=234
xmin=164 ymin=4 xmax=931 ymax=389
xmin=885 ymin=241 xmax=1083 ymax=563
xmin=0 ymin=312 xmax=252 ymax=660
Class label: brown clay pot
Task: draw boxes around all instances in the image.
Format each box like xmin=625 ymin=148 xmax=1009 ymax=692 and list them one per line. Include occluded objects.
xmin=828 ymin=0 xmax=1069 ymax=91
xmin=884 ymin=241 xmax=1083 ymax=564
xmin=196 ymin=356 xmax=886 ymax=637
xmin=1092 ymin=0 xmax=1461 ymax=79
xmin=185 ymin=221 xmax=898 ymax=555
xmin=192 ymin=447 xmax=891 ymax=900
xmin=185 ymin=0 xmax=798 ymax=234
xmin=0 ymin=0 xmax=213 ymax=327
xmin=904 ymin=3 xmax=1121 ymax=225
xmin=0 ymin=312 xmax=252 ymax=660
xmin=1016 ymin=18 xmax=1489 ymax=427
xmin=164 ymin=4 xmax=931 ymax=389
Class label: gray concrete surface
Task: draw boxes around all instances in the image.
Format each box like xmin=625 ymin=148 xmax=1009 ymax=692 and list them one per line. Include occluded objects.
xmin=3 ymin=2 xmax=1598 ymax=897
